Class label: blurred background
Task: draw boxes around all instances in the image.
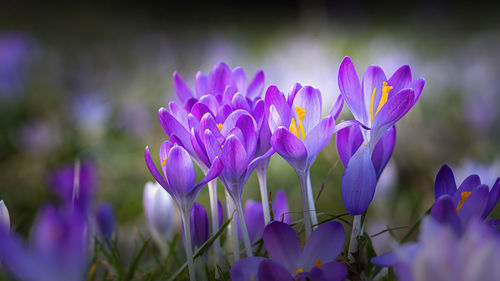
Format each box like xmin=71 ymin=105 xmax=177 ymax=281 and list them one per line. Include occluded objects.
xmin=1 ymin=0 xmax=499 ymax=247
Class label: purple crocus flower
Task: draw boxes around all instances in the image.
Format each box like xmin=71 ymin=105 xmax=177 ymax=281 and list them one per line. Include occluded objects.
xmin=95 ymin=203 xmax=115 ymax=241
xmin=431 ymin=164 xmax=500 ymax=234
xmin=266 ymin=83 xmax=343 ymax=237
xmin=189 ymin=203 xmax=209 ymax=249
xmin=230 ymin=221 xmax=347 ymax=281
xmin=0 ymin=206 xmax=88 ymax=281
xmin=337 ymin=56 xmax=424 ymax=215
xmin=144 ymin=141 xmax=222 ymax=280
xmin=372 ymin=217 xmax=500 ymax=281
xmin=239 ymin=189 xmax=292 ymax=243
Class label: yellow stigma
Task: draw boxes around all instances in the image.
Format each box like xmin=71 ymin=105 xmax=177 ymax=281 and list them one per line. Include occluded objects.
xmin=161 ymin=157 xmax=167 ymax=166
xmin=370 ymin=81 xmax=393 ymax=123
xmin=456 ymin=191 xmax=472 ymax=212
xmin=289 ymin=106 xmax=306 ymax=140
xmin=295 ymin=268 xmax=304 ymax=275
xmin=216 ymin=123 xmax=223 ymax=131
xmin=314 ymin=259 xmax=323 ymax=268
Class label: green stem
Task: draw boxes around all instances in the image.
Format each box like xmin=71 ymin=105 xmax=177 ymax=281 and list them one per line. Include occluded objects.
xmin=298 ymin=171 xmax=312 ymax=238
xmin=181 ymin=212 xmax=196 ymax=281
xmin=348 ymin=215 xmax=362 ymax=263
xmin=306 ymin=171 xmax=318 ymax=229
xmin=207 ymin=180 xmax=222 ymax=263
xmin=234 ymin=196 xmax=253 ymax=257
xmin=225 ymin=190 xmax=240 ymax=262
xmin=256 ymin=163 xmax=271 ymax=224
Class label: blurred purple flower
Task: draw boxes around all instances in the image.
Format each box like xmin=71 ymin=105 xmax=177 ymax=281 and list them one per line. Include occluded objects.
xmin=95 ymin=203 xmax=115 ymax=241
xmin=231 ymin=221 xmax=347 ymax=281
xmin=189 ymin=203 xmax=209 ymax=249
xmin=372 ymin=217 xmax=500 ymax=281
xmin=0 ymin=206 xmax=88 ymax=281
xmin=143 ymin=181 xmax=175 ymax=250
xmin=338 ymin=56 xmax=424 ymax=215
xmin=0 ymin=33 xmax=35 ymax=96
xmin=431 ymin=165 xmax=500 ymax=234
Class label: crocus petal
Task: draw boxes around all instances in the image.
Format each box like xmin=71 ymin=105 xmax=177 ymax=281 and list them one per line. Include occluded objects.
xmin=371 ymin=89 xmax=415 ymax=130
xmin=218 ymin=200 xmax=225 ymax=228
xmin=220 ymin=136 xmax=248 ymax=186
xmin=230 ymin=257 xmax=267 ymax=281
xmin=303 ymin=261 xmax=348 ymax=281
xmin=287 ymin=83 xmax=302 ymax=106
xmin=263 ymin=221 xmax=302 ymax=273
xmin=95 ymin=204 xmax=115 ymax=240
xmin=371 ymin=125 xmax=396 ymax=179
xmin=430 ymin=195 xmax=462 ymax=235
xmin=434 ymin=164 xmax=457 ymax=200
xmin=198 ymin=94 xmax=219 ymax=114
xmin=273 ymin=189 xmax=292 ymax=224
xmin=292 ymin=86 xmax=322 ymax=134
xmin=247 ymin=70 xmax=265 ymax=99
xmin=411 ymin=78 xmax=425 ymax=105
xmin=235 ymin=113 xmax=258 ymax=161
xmin=209 ymin=61 xmax=232 ymax=95
xmin=190 ymin=203 xmax=209 ymax=248
xmin=362 ymin=65 xmax=387 ymax=121
xmin=200 ymin=112 xmax=224 ymax=142
xmin=388 ymin=65 xmax=412 ymax=98
xmin=270 ymin=127 xmax=308 ymax=172
xmin=303 ymin=116 xmax=335 ymax=164
xmin=328 ymin=94 xmax=344 ymax=120
xmin=203 ymin=129 xmax=222 ymax=163
xmin=338 ymin=57 xmax=365 ymax=124
xmin=483 ymin=178 xmax=500 ymax=218
xmin=252 ymin=98 xmax=265 ymax=129
xmin=195 ymin=71 xmax=208 ymax=97
xmin=165 ymin=145 xmax=195 ymax=196
xmin=453 ymin=174 xmax=481 ymax=205
xmin=301 ymin=221 xmax=345 ymax=271
xmin=265 ymin=85 xmax=290 ymax=127
xmin=158 ymin=108 xmax=194 ymax=154
xmin=242 ymin=200 xmax=264 ymax=243
xmin=457 ymin=184 xmax=489 ymax=226
xmin=232 ymin=93 xmax=251 ymax=112
xmin=169 ymin=101 xmax=189 ymax=128
xmin=159 ymin=141 xmax=174 ymax=179
xmin=258 ymin=259 xmax=295 ymax=281
xmin=189 ymin=128 xmax=210 ymax=168
xmin=144 ymin=146 xmax=170 ymax=192
xmin=173 ymin=72 xmax=193 ymax=103
xmin=0 ymin=227 xmax=40 ymax=281
xmin=335 ymin=124 xmax=363 ymax=167
xmin=371 ymin=250 xmax=398 ymax=267
xmin=232 ymin=67 xmax=247 ymax=93
xmin=340 ymin=145 xmax=377 ymax=215
xmin=190 ymin=102 xmax=213 ymax=122
xmin=221 ymin=110 xmax=256 ymax=137
xmin=194 ymin=157 xmax=223 ymax=191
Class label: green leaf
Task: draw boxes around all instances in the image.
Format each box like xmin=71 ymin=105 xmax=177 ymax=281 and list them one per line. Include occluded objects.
xmin=125 ymin=239 xmax=150 ymax=281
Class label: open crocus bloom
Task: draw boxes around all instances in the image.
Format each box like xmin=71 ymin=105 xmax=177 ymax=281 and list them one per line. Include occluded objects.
xmin=230 ymin=221 xmax=347 ymax=281
xmin=372 ymin=217 xmax=500 ymax=281
xmin=430 ymin=165 xmax=500 ymax=234
xmin=0 ymin=206 xmax=88 ymax=281
xmin=338 ymin=56 xmax=424 ymax=215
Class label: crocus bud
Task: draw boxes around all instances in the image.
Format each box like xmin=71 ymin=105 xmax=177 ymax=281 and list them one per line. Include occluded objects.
xmin=143 ymin=181 xmax=175 ymax=250
xmin=190 ymin=203 xmax=209 ymax=248
xmin=95 ymin=203 xmax=115 ymax=241
xmin=0 ymin=200 xmax=9 ymax=230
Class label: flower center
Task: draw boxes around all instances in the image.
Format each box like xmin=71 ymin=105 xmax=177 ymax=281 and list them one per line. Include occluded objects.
xmin=289 ymin=106 xmax=306 ymax=140
xmin=314 ymin=259 xmax=323 ymax=268
xmin=161 ymin=157 xmax=167 ymax=166
xmin=217 ymin=123 xmax=223 ymax=131
xmin=295 ymin=268 xmax=304 ymax=275
xmin=456 ymin=191 xmax=472 ymax=212
xmin=370 ymin=81 xmax=393 ymax=123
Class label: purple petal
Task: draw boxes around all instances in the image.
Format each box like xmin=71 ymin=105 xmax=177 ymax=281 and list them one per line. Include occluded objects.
xmin=338 ymin=57 xmax=365 ymax=124
xmin=371 ymin=125 xmax=396 ymax=179
xmin=265 ymin=85 xmax=290 ymax=128
xmin=328 ymin=94 xmax=344 ymax=120
xmin=434 ymin=165 xmax=457 ymax=200
xmin=292 ymin=86 xmax=322 ymax=134
xmin=95 ymin=204 xmax=114 ymax=240
xmin=301 ymin=221 xmax=345 ymax=271
xmin=173 ymin=72 xmax=193 ymax=103
xmin=200 ymin=112 xmax=224 ymax=142
xmin=195 ymin=71 xmax=208 ymax=97
xmin=371 ymin=89 xmax=415 ymax=130
xmin=303 ymin=261 xmax=348 ymax=281
xmin=193 ymin=157 xmax=223 ymax=194
xmin=232 ymin=67 xmax=247 ymax=93
xmin=371 ymin=250 xmax=398 ymax=267
xmin=362 ymin=65 xmax=387 ymax=122
xmin=232 ymin=93 xmax=251 ymax=112
xmin=483 ymin=178 xmax=500 ymax=218
xmin=303 ymin=116 xmax=335 ymax=163
xmin=169 ymin=101 xmax=189 ymax=128
xmin=220 ymin=135 xmax=248 ymax=185
xmin=387 ymin=65 xmax=412 ymax=99
xmin=198 ymin=94 xmax=219 ymax=114
xmin=189 ymin=128 xmax=210 ymax=168
xmin=263 ymin=221 xmax=301 ymax=273
xmin=230 ymin=257 xmax=267 ymax=281
xmin=287 ymin=83 xmax=302 ymax=106
xmin=411 ymin=78 xmax=425 ymax=105
xmin=430 ymin=195 xmax=462 ymax=235
xmin=270 ymin=127 xmax=308 ymax=172
xmin=340 ymin=145 xmax=377 ymax=215
xmin=457 ymin=184 xmax=489 ymax=226
xmin=218 ymin=200 xmax=225 ymax=228
xmin=190 ymin=102 xmax=213 ymax=122
xmin=209 ymin=61 xmax=232 ymax=95
xmin=258 ymin=259 xmax=295 ymax=281
xmin=247 ymin=70 xmax=265 ymax=99
xmin=158 ymin=108 xmax=194 ymax=154
xmin=454 ymin=174 xmax=481 ymax=204
xmin=0 ymin=226 xmax=39 ymax=281
xmin=273 ymin=189 xmax=292 ymax=224
xmin=252 ymin=98 xmax=265 ymax=130
xmin=234 ymin=114 xmax=257 ymax=161
xmin=242 ymin=200 xmax=265 ymax=243
xmin=216 ymin=104 xmax=233 ymax=124
xmin=190 ymin=203 xmax=209 ymax=248
xmin=220 ymin=110 xmax=255 ymax=137
xmin=159 ymin=141 xmax=174 ymax=179
xmin=203 ymin=129 xmax=222 ymax=163
xmin=165 ymin=145 xmax=195 ymax=196
xmin=144 ymin=146 xmax=170 ymax=192
xmin=335 ymin=124 xmax=363 ymax=167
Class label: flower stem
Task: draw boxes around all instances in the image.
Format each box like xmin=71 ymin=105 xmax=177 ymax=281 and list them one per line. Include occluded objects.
xmin=234 ymin=196 xmax=253 ymax=258
xmin=181 ymin=212 xmax=196 ymax=281
xmin=306 ymin=171 xmax=318 ymax=229
xmin=298 ymin=171 xmax=312 ymax=238
xmin=348 ymin=215 xmax=362 ymax=263
xmin=225 ymin=190 xmax=240 ymax=262
xmin=207 ymin=180 xmax=222 ymax=263
xmin=256 ymin=162 xmax=271 ymax=224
